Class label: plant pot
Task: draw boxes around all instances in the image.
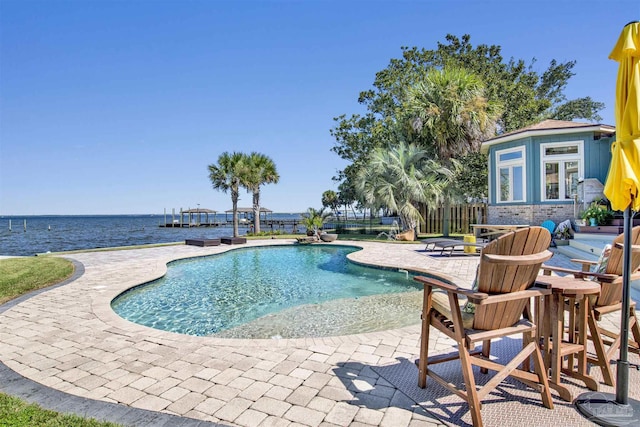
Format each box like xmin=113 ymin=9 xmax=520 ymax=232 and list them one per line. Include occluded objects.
xmin=589 ymin=218 xmax=597 ymax=226
xmin=320 ymin=233 xmax=338 ymax=242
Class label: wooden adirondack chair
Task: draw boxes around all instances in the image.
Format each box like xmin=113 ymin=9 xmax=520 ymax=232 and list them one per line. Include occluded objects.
xmin=414 ymin=226 xmax=554 ymax=427
xmin=542 ymin=226 xmax=640 ymax=386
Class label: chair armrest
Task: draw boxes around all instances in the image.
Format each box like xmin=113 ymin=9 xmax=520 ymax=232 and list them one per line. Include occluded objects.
xmin=474 ymin=287 xmax=550 ymax=305
xmin=569 ymin=259 xmax=597 ymax=272
xmin=483 ymin=250 xmax=552 ymax=266
xmin=569 ymin=259 xmax=597 ymax=265
xmin=541 ymin=264 xmax=588 ymax=277
xmin=540 ymin=264 xmax=619 ymax=283
xmin=413 ymin=275 xmax=488 ymax=302
xmin=614 ymin=242 xmax=640 ymax=252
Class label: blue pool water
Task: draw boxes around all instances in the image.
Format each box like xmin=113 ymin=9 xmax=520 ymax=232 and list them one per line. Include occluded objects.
xmin=111 ymin=245 xmax=423 ymax=338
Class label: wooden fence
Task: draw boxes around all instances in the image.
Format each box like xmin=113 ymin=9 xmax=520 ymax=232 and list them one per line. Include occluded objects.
xmin=420 ymin=203 xmax=487 ymax=235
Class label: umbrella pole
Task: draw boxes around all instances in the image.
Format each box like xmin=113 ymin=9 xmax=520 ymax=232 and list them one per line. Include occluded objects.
xmin=616 ymin=204 xmax=633 ymax=404
xmin=576 ymin=203 xmax=640 ymax=425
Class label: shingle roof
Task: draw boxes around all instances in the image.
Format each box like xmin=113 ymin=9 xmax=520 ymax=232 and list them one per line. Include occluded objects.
xmin=487 ymin=119 xmax=615 ymax=141
xmin=480 ymin=119 xmax=616 ymax=153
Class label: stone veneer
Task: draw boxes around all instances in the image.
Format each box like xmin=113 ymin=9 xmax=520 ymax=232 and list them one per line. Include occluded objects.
xmin=488 ymin=203 xmax=575 ymax=225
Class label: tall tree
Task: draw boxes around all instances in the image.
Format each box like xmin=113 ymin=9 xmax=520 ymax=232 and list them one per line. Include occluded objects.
xmin=242 ymin=152 xmax=280 ymax=234
xmin=355 ymin=141 xmax=452 ymax=234
xmin=405 ymin=67 xmax=501 ymax=235
xmin=208 ymin=152 xmax=246 ymax=238
xmin=321 ymin=190 xmax=339 ymax=213
xmin=331 ymin=33 xmax=605 ymax=198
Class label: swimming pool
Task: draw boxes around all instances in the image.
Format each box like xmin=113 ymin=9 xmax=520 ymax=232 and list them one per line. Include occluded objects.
xmin=111 ymin=245 xmax=424 ymax=338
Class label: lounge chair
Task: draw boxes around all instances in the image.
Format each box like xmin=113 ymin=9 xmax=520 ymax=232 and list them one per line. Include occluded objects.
xmin=422 ymin=238 xmax=487 ymax=256
xmin=542 ymin=226 xmax=640 ymax=386
xmin=414 ymin=227 xmax=554 ymax=427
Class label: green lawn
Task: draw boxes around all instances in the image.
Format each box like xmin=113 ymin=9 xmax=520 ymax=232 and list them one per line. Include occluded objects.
xmin=0 ymin=392 xmax=121 ymax=427
xmin=0 ymin=257 xmax=74 ymax=305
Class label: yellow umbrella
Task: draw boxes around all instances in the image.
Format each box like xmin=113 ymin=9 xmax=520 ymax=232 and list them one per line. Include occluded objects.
xmin=604 ymin=22 xmax=640 ymax=210
xmin=577 ymin=22 xmax=640 ymax=426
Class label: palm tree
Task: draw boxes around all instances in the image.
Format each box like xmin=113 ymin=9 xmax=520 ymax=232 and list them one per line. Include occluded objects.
xmin=406 ymin=67 xmax=502 ymax=235
xmin=322 ymin=190 xmax=339 ymax=215
xmin=208 ymin=152 xmax=246 ymax=237
xmin=301 ymin=207 xmax=332 ymax=237
xmin=242 ymin=152 xmax=279 ymax=234
xmin=355 ymin=141 xmax=452 ymax=236
xmin=406 ymin=67 xmax=501 ymax=160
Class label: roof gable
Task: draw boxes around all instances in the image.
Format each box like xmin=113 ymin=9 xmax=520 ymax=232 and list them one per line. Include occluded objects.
xmin=481 ymin=119 xmax=615 ymax=153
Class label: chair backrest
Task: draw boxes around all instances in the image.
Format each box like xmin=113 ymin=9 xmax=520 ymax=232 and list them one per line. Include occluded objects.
xmin=540 ymin=220 xmax=556 ymax=236
xmin=596 ymin=225 xmax=640 ymax=307
xmin=473 ymin=226 xmax=552 ymax=330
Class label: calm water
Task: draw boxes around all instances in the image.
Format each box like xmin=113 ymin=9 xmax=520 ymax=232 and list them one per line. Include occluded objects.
xmin=111 ymin=245 xmax=423 ymax=338
xmin=0 ymin=214 xmax=302 ymax=256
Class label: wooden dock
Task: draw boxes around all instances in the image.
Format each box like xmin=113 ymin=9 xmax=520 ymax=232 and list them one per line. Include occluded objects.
xmin=160 ymin=221 xmax=227 ymax=228
xmin=160 ymin=219 xmax=301 ymax=232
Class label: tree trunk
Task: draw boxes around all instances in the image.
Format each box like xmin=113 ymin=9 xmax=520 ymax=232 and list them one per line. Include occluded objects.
xmin=232 ymin=188 xmax=239 ymax=238
xmin=253 ymin=190 xmax=261 ymax=234
xmin=442 ymin=197 xmax=451 ymax=237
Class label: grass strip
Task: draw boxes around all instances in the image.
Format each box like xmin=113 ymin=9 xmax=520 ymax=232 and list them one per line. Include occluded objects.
xmin=0 ymin=392 xmax=121 ymax=427
xmin=0 ymin=257 xmax=74 ymax=305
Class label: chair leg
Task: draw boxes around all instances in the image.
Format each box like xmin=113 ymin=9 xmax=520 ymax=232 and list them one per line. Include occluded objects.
xmin=480 ymin=340 xmax=491 ymax=374
xmin=531 ymin=340 xmax=554 ymax=410
xmin=588 ymin=310 xmax=615 ymax=386
xmin=630 ymin=307 xmax=640 ymax=354
xmin=418 ymin=287 xmax=433 ymax=388
xmin=459 ymin=346 xmax=483 ymax=427
xmin=604 ymin=307 xmax=640 ymax=362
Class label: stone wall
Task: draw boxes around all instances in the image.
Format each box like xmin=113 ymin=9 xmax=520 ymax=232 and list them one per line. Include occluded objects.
xmin=488 ymin=204 xmax=575 ymax=225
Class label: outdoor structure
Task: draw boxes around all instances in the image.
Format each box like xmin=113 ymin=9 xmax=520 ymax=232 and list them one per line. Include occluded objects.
xmin=481 ymin=119 xmax=616 ymax=225
xmin=225 ymin=207 xmax=273 ymax=224
xmin=160 ymin=208 xmax=222 ymax=227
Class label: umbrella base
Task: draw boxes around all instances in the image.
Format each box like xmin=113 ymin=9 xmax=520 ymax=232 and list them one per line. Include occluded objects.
xmin=575 ymin=392 xmax=640 ymax=426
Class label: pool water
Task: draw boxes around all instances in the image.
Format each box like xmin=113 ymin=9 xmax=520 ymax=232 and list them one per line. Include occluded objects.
xmin=111 ymin=245 xmax=424 ymax=338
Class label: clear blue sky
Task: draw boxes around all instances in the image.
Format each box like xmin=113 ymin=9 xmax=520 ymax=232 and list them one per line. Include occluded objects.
xmin=0 ymin=0 xmax=637 ymax=215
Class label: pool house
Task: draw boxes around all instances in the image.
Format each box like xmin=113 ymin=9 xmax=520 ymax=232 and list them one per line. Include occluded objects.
xmin=480 ymin=119 xmax=616 ymax=226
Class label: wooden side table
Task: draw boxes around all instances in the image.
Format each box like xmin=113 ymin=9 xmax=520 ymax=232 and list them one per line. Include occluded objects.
xmin=535 ymin=275 xmax=601 ymax=401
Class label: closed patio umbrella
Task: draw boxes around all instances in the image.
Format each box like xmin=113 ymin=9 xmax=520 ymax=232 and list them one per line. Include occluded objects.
xmin=576 ymin=21 xmax=640 ymax=426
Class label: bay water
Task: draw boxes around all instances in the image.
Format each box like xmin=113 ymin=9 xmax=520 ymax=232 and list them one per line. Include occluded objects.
xmin=0 ymin=213 xmax=302 ymax=256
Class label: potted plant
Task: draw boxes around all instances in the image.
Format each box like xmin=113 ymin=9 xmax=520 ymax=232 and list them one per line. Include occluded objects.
xmin=300 ymin=207 xmax=331 ymax=237
xmin=555 ymin=226 xmax=572 ymax=245
xmin=581 ymin=203 xmax=614 ymax=226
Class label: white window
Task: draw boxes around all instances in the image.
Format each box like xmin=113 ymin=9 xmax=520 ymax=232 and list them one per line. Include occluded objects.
xmin=495 ymin=147 xmax=526 ymax=203
xmin=541 ymin=141 xmax=583 ymax=201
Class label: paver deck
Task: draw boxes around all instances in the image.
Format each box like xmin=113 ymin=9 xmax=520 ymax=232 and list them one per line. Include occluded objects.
xmin=0 ymin=239 xmax=636 ymax=426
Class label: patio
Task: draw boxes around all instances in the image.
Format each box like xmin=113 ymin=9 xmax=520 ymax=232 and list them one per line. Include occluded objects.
xmin=0 ymin=239 xmax=638 ymax=426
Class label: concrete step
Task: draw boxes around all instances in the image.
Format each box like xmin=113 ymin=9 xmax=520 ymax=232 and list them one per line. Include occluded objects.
xmin=556 ymin=244 xmax=600 ymax=262
xmin=569 ymin=239 xmax=607 ymax=256
xmin=555 ymin=232 xmax=612 ymax=262
xmin=573 ymin=233 xmax=618 ymax=243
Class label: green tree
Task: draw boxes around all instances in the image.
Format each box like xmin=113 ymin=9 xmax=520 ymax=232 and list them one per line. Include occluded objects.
xmin=301 ymin=207 xmax=332 ymax=236
xmin=405 ymin=67 xmax=501 ymax=235
xmin=321 ymin=190 xmax=339 ymax=213
xmin=242 ymin=152 xmax=280 ymax=234
xmin=355 ymin=142 xmax=452 ymax=234
xmin=406 ymin=67 xmax=502 ymax=159
xmin=331 ymin=33 xmax=605 ymax=198
xmin=208 ymin=152 xmax=246 ymax=237
xmin=452 ymin=152 xmax=489 ymax=201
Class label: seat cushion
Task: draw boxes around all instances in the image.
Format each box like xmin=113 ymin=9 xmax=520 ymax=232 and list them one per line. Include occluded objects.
xmin=431 ymin=291 xmax=475 ymax=329
xmin=593 ymin=244 xmax=612 ymax=274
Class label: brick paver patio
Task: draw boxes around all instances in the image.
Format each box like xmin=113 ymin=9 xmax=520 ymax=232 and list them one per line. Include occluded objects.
xmin=0 ymin=239 xmax=633 ymax=426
